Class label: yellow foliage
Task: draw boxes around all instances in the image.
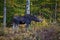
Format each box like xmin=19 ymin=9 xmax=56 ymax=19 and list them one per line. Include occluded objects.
xmin=41 ymin=18 xmax=48 ymax=26
xmin=21 ymin=14 xmax=25 ymax=16
xmin=0 ymin=16 xmax=3 ymax=18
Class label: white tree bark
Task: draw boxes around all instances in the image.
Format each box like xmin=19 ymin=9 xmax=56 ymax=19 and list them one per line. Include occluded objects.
xmin=26 ymin=0 xmax=30 ymax=14
xmin=3 ymin=0 xmax=6 ymax=27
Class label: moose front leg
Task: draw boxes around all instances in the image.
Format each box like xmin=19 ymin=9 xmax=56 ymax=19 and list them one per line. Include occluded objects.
xmin=12 ymin=23 xmax=19 ymax=33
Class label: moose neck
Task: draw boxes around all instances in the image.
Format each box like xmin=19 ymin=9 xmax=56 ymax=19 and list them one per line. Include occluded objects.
xmin=26 ymin=0 xmax=30 ymax=14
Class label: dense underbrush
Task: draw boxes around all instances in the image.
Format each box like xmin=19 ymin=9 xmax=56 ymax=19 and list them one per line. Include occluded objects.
xmin=0 ymin=24 xmax=60 ymax=40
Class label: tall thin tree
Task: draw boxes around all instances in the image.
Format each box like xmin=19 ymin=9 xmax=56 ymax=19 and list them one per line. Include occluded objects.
xmin=3 ymin=0 xmax=6 ymax=27
xmin=54 ymin=0 xmax=57 ymax=23
xmin=26 ymin=0 xmax=30 ymax=14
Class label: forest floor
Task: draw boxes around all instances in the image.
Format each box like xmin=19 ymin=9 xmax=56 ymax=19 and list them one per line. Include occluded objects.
xmin=0 ymin=24 xmax=60 ymax=40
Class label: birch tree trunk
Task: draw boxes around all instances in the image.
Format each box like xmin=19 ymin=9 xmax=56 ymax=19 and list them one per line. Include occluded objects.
xmin=3 ymin=0 xmax=6 ymax=27
xmin=26 ymin=0 xmax=30 ymax=14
